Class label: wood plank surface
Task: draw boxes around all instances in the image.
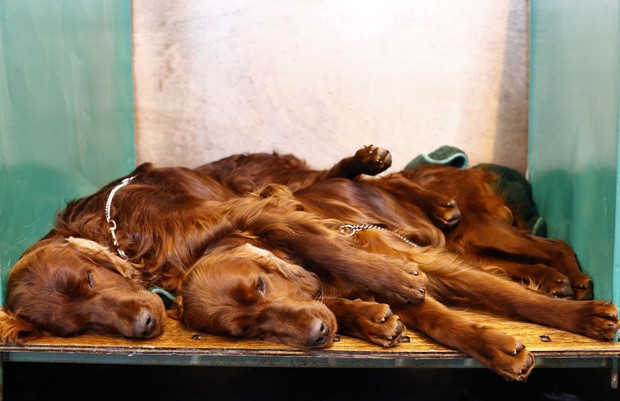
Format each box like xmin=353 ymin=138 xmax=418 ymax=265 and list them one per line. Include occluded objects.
xmin=3 ymin=313 xmax=619 ymax=362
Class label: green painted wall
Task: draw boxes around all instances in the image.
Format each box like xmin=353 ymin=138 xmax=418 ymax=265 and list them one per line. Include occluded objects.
xmin=0 ymin=1 xmax=136 ymax=302
xmin=529 ymin=0 xmax=620 ymax=302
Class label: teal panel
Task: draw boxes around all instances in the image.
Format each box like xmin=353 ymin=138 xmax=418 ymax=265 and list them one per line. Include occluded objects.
xmin=0 ymin=0 xmax=136 ymax=303
xmin=529 ymin=0 xmax=620 ymax=302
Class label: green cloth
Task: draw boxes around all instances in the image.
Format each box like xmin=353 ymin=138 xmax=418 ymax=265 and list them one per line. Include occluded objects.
xmin=404 ymin=145 xmax=469 ymax=169
xmin=473 ymin=164 xmax=547 ymax=237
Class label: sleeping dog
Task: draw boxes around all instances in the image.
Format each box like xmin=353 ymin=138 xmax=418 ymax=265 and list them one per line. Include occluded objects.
xmin=1 ymin=146 xmax=615 ymax=382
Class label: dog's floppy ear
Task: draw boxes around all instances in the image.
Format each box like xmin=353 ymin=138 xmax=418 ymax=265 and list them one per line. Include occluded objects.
xmin=240 ymin=244 xmax=322 ymax=296
xmin=66 ymin=237 xmax=138 ymax=279
xmin=0 ymin=308 xmax=40 ymax=344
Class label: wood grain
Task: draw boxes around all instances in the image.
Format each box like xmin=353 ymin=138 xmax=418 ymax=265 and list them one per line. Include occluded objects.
xmin=4 ymin=313 xmax=619 ymax=362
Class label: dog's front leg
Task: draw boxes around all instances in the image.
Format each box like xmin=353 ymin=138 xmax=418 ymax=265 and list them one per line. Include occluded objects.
xmin=322 ymin=145 xmax=393 ymax=179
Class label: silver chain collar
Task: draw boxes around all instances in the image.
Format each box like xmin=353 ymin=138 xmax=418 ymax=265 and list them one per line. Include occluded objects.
xmin=105 ymin=175 xmax=136 ymax=259
xmin=339 ymin=223 xmax=419 ymax=248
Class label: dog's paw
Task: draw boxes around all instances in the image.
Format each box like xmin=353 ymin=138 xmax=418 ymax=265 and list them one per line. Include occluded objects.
xmin=375 ymin=262 xmax=427 ymax=305
xmin=360 ymin=302 xmax=404 ymax=347
xmin=488 ymin=334 xmax=535 ymax=382
xmin=472 ymin=326 xmax=535 ymax=382
xmin=575 ymin=301 xmax=618 ymax=340
xmin=339 ymin=301 xmax=404 ymax=347
xmin=537 ymin=270 xmax=574 ymax=298
xmin=352 ymin=145 xmax=392 ymax=176
xmin=570 ymin=273 xmax=593 ymax=300
xmin=430 ymin=198 xmax=461 ymax=229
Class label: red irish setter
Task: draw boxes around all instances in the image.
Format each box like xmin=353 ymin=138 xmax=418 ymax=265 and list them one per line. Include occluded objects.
xmin=200 ymin=149 xmax=590 ymax=300
xmin=0 ymin=146 xmax=616 ymax=382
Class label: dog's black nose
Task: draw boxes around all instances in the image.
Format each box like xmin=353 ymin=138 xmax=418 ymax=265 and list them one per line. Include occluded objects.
xmin=309 ymin=318 xmax=330 ymax=346
xmin=136 ymin=310 xmax=157 ymax=338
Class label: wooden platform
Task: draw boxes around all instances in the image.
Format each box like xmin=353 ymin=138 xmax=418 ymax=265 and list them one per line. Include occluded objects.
xmin=2 ymin=314 xmax=619 ymax=371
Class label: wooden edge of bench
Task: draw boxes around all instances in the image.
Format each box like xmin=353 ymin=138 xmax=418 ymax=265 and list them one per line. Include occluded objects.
xmin=1 ymin=315 xmax=619 ymax=367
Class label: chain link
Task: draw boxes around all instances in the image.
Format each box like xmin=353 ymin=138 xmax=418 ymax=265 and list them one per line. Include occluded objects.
xmin=104 ymin=175 xmax=136 ymax=259
xmin=339 ymin=224 xmax=419 ymax=248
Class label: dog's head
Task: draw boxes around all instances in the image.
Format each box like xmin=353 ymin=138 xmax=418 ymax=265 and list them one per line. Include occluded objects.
xmin=180 ymin=244 xmax=337 ymax=349
xmin=4 ymin=236 xmax=166 ymax=342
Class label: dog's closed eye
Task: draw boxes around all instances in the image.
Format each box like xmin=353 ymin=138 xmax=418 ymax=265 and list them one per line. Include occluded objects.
xmin=256 ymin=276 xmax=266 ymax=295
xmin=87 ymin=271 xmax=95 ymax=290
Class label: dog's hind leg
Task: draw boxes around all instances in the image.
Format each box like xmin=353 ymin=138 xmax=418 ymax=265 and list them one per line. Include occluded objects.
xmin=425 ymin=262 xmax=618 ymax=340
xmin=394 ymin=297 xmax=535 ymax=381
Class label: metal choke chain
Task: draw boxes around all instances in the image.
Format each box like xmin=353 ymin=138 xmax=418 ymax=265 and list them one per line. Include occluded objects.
xmin=104 ymin=176 xmax=136 ymax=259
xmin=339 ymin=224 xmax=419 ymax=248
